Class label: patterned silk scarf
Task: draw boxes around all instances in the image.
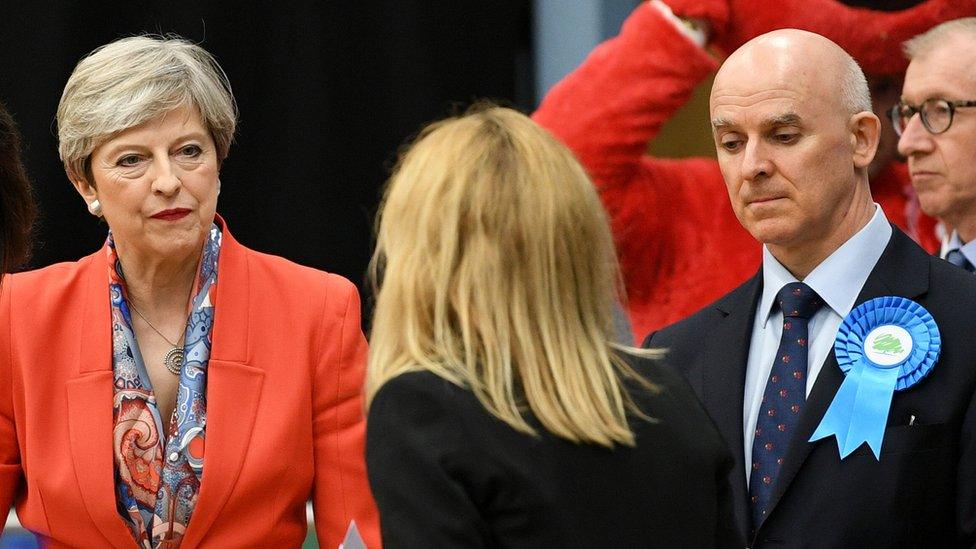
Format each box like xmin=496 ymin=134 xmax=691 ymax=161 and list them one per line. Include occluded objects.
xmin=109 ymin=224 xmax=221 ymax=548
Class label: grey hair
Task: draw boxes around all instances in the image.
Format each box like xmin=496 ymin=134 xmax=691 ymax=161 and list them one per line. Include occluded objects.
xmin=904 ymin=17 xmax=976 ymax=60
xmin=839 ymin=54 xmax=872 ymax=114
xmin=57 ymin=35 xmax=237 ymax=181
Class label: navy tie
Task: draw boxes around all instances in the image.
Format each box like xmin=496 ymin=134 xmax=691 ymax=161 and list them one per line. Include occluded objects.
xmin=750 ymin=282 xmax=823 ymax=531
xmin=945 ymin=249 xmax=975 ymax=273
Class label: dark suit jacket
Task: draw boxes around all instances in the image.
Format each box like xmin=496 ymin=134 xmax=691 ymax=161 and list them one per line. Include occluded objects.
xmin=645 ymin=227 xmax=976 ymax=548
xmin=366 ymin=354 xmax=743 ymax=548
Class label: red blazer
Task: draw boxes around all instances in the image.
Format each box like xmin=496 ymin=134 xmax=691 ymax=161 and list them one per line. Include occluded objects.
xmin=0 ymin=219 xmax=380 ymax=548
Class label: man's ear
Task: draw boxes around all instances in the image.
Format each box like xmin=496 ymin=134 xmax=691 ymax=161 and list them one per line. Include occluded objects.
xmin=850 ymin=111 xmax=881 ymax=170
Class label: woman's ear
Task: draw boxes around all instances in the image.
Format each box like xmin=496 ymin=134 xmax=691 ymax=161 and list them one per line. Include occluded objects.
xmin=68 ymin=170 xmax=101 ymax=216
xmin=850 ymin=111 xmax=881 ymax=170
xmin=68 ymin=169 xmax=96 ymax=198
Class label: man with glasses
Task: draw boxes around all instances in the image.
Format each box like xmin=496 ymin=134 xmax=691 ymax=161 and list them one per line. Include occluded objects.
xmin=895 ymin=18 xmax=976 ymax=272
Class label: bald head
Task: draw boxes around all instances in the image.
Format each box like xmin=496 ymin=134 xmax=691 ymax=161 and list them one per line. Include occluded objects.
xmin=708 ymin=28 xmax=882 ymax=279
xmin=712 ymin=29 xmax=870 ymax=117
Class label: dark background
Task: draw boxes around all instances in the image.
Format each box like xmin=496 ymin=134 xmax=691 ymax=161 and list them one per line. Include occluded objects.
xmin=0 ymin=1 xmax=533 ymax=298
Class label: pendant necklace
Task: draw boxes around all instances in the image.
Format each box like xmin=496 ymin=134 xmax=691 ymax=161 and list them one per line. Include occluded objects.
xmin=129 ymin=302 xmax=190 ymax=375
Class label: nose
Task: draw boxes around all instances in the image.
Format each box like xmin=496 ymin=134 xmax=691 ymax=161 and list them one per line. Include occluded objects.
xmin=741 ymin=139 xmax=774 ymax=182
xmin=150 ymin=157 xmax=182 ymax=196
xmin=896 ymin=113 xmax=934 ymax=157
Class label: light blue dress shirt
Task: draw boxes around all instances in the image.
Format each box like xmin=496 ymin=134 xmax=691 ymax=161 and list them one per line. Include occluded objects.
xmin=742 ymin=205 xmax=892 ymax=482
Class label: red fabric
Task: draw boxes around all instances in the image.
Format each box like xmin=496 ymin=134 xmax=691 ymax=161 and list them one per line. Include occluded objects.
xmin=532 ymin=4 xmax=940 ymax=342
xmin=664 ymin=0 xmax=976 ymax=75
xmin=661 ymin=0 xmax=730 ymax=43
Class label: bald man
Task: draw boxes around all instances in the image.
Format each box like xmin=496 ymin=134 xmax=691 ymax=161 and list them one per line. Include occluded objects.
xmin=646 ymin=30 xmax=976 ymax=547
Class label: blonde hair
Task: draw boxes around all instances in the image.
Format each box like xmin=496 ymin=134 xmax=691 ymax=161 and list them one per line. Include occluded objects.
xmin=368 ymin=105 xmax=657 ymax=448
xmin=57 ymin=35 xmax=237 ymax=182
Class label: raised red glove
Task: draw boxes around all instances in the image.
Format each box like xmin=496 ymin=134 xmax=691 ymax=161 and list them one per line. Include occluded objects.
xmin=662 ymin=0 xmax=732 ymax=48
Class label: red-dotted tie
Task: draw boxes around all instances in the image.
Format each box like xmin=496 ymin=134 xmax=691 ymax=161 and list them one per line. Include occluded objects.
xmin=749 ymin=282 xmax=823 ymax=531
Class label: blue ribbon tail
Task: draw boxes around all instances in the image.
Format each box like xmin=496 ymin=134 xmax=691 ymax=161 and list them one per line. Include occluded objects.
xmin=842 ymin=365 xmax=899 ymax=459
xmin=809 ymin=363 xmax=863 ymax=452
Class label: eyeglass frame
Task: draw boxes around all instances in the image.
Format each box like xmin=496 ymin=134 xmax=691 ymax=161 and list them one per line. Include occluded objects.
xmin=888 ymin=98 xmax=976 ymax=136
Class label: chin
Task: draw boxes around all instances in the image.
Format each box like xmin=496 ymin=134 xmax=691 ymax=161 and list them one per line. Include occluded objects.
xmin=742 ymin=220 xmax=798 ymax=247
xmin=152 ymin=230 xmax=207 ymax=256
xmin=915 ymin=197 xmax=947 ymax=220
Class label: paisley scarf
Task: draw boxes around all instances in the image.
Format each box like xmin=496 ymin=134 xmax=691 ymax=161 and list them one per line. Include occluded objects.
xmin=109 ymin=224 xmax=221 ymax=548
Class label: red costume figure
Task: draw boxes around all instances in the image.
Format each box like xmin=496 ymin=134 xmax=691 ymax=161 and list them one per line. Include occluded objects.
xmin=533 ymin=0 xmax=974 ymax=340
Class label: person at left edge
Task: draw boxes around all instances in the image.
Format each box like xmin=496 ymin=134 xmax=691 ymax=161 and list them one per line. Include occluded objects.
xmin=0 ymin=36 xmax=380 ymax=548
xmin=0 ymin=100 xmax=36 ymax=276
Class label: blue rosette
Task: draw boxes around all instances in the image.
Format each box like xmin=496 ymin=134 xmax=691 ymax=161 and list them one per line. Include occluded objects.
xmin=809 ymin=296 xmax=940 ymax=459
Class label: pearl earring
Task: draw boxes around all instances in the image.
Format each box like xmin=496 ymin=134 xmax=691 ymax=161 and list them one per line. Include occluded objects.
xmin=88 ymin=199 xmax=102 ymax=217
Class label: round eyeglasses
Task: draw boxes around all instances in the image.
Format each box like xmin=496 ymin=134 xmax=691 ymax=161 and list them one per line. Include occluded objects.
xmin=889 ymin=98 xmax=976 ymax=136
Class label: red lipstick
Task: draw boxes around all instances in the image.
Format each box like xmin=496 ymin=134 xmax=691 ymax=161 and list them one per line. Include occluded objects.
xmin=151 ymin=208 xmax=191 ymax=221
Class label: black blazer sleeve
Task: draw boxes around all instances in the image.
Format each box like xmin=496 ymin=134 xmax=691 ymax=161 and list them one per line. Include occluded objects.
xmin=632 ymin=355 xmax=741 ymax=549
xmin=366 ymin=373 xmax=489 ymax=548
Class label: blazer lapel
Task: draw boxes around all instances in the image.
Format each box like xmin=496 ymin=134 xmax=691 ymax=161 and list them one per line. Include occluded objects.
xmin=181 ymin=220 xmax=265 ymax=547
xmin=179 ymin=360 xmax=264 ymax=546
xmin=761 ymin=227 xmax=930 ymax=525
xmin=66 ymin=249 xmax=137 ymax=548
xmin=700 ymin=271 xmax=763 ymax=540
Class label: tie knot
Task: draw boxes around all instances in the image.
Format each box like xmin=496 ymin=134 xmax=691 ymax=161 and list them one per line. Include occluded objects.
xmin=776 ymin=282 xmax=823 ymax=319
xmin=946 ymin=249 xmax=975 ymax=272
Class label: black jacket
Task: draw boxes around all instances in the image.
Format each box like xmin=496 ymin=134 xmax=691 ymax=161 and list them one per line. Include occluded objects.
xmin=366 ymin=354 xmax=742 ymax=548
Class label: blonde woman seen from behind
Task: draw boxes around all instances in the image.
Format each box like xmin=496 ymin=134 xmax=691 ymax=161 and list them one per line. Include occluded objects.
xmin=365 ymin=106 xmax=741 ymax=547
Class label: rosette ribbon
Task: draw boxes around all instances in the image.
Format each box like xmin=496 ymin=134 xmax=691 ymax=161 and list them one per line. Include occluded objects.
xmin=809 ymin=296 xmax=940 ymax=459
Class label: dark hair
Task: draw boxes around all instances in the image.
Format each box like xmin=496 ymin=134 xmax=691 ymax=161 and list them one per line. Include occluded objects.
xmin=0 ymin=101 xmax=36 ymax=273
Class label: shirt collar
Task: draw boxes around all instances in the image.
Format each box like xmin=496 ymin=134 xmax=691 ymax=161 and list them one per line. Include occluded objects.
xmin=945 ymin=230 xmax=976 ymax=265
xmin=758 ymin=204 xmax=892 ymax=327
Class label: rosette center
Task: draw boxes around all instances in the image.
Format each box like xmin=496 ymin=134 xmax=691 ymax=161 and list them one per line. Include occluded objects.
xmin=863 ymin=325 xmax=914 ymax=367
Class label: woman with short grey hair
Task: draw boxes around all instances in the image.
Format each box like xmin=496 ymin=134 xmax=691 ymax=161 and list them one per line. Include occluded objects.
xmin=0 ymin=35 xmax=380 ymax=548
xmin=57 ymin=36 xmax=238 ymax=185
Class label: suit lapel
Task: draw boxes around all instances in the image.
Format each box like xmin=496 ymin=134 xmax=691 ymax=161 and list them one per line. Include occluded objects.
xmin=67 ymin=249 xmax=137 ymax=548
xmin=700 ymin=271 xmax=763 ymax=540
xmin=761 ymin=227 xmax=930 ymax=525
xmin=181 ymin=220 xmax=265 ymax=546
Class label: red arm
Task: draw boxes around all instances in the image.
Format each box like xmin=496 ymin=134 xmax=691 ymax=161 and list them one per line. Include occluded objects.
xmin=532 ymin=3 xmax=718 ymax=193
xmin=312 ymin=277 xmax=381 ymax=548
xmin=532 ymin=4 xmax=740 ymax=330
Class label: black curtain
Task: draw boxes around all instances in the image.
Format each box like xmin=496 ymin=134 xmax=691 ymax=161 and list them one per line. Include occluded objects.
xmin=0 ymin=1 xmax=533 ymax=304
